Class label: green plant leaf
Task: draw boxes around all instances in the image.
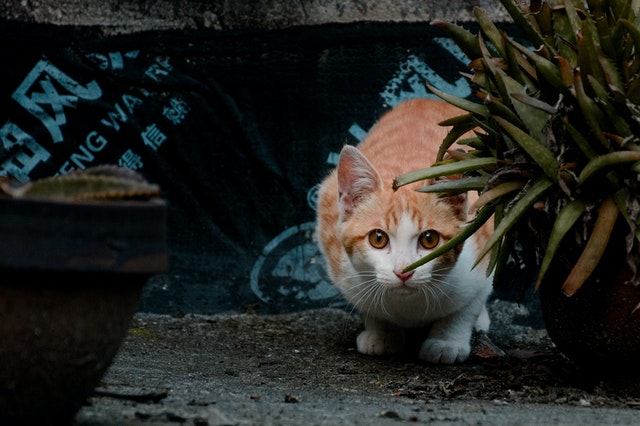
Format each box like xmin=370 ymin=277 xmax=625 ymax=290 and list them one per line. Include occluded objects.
xmin=556 ymin=56 xmax=575 ymax=88
xmin=612 ymin=13 xmax=635 ymax=62
xmin=586 ymin=0 xmax=616 ymax=61
xmin=616 ymin=19 xmax=640 ymax=101
xmin=503 ymin=31 xmax=536 ymax=88
xmin=613 ymin=188 xmax=640 ymax=245
xmin=586 ymin=75 xmax=632 ymax=137
xmin=548 ymin=5 xmax=579 ymax=66
xmin=510 ymin=39 xmax=568 ymax=95
xmin=474 ymin=176 xmax=554 ymax=266
xmin=563 ymin=119 xmax=599 ymax=159
xmin=439 ymin=113 xmax=476 ymax=127
xmin=403 ymin=204 xmax=494 ymax=273
xmin=626 ymin=72 xmax=640 ymax=104
xmin=486 ymin=200 xmax=506 ymax=277
xmin=577 ymin=150 xmax=640 ymax=184
xmin=493 ymin=116 xmax=559 ymax=182
xmin=564 ymin=120 xmax=625 ymax=189
xmin=620 ymin=19 xmax=640 ymax=55
xmin=576 ymin=12 xmax=607 ymax=90
xmin=417 ymin=176 xmax=489 ymax=194
xmin=560 ymin=0 xmax=582 ymax=43
xmin=393 ymin=157 xmax=497 ymax=190
xmin=474 ymin=6 xmax=506 ymax=57
xmin=497 ymin=0 xmax=546 ymax=51
xmin=430 ymin=20 xmax=482 ymax=60
xmin=478 ymin=32 xmax=511 ymax=104
xmin=500 ymin=80 xmax=553 ymax=144
xmin=437 ymin=121 xmax=478 ymax=162
xmin=471 ymin=181 xmax=525 ymax=211
xmin=534 ymin=0 xmax=553 ymax=41
xmin=573 ymin=68 xmax=611 ymax=151
xmin=534 ymin=199 xmax=587 ymax=291
xmin=484 ymin=95 xmax=525 ymax=128
xmin=426 ymin=82 xmax=490 ymax=117
xmin=598 ymin=54 xmax=624 ymax=94
xmin=509 ymin=93 xmax=557 ymax=114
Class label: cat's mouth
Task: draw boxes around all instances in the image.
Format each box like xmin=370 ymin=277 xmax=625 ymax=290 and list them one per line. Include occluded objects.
xmin=391 ymin=283 xmax=419 ymax=296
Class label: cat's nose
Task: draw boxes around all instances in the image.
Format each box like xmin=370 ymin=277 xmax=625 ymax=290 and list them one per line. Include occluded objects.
xmin=394 ymin=269 xmax=414 ymax=282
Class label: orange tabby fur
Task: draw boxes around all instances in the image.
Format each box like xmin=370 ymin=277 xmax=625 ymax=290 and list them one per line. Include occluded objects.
xmin=316 ymin=98 xmax=493 ymax=364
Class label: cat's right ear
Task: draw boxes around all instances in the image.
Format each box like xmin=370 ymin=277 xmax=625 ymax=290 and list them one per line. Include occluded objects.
xmin=337 ymin=145 xmax=381 ymax=220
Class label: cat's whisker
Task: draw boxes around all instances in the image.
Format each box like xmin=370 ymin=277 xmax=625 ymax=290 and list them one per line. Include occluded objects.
xmin=345 ymin=278 xmax=380 ymax=319
xmin=417 ymin=279 xmax=454 ymax=314
xmin=377 ymin=287 xmax=392 ymax=318
xmin=336 ymin=272 xmax=376 ymax=290
xmin=418 ymin=287 xmax=432 ymax=321
xmin=427 ymin=280 xmax=456 ymax=306
xmin=362 ymin=283 xmax=392 ymax=321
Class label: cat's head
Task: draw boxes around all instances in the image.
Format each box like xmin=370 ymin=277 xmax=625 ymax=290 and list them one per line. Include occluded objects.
xmin=336 ymin=145 xmax=467 ymax=296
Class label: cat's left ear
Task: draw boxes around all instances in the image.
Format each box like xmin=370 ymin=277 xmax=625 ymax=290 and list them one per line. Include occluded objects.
xmin=437 ymin=150 xmax=469 ymax=220
xmin=442 ymin=191 xmax=468 ymax=221
xmin=337 ymin=145 xmax=382 ymax=220
xmin=432 ymin=175 xmax=468 ymax=221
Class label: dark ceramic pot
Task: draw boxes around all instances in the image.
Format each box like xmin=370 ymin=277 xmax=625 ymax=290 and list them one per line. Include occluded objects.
xmin=0 ymin=197 xmax=167 ymax=425
xmin=539 ymin=219 xmax=640 ymax=372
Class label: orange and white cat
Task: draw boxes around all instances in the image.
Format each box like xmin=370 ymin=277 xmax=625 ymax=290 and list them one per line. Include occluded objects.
xmin=315 ymin=98 xmax=493 ymax=364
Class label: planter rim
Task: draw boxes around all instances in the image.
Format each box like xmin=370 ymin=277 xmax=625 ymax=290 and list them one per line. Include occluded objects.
xmin=0 ymin=196 xmax=168 ymax=273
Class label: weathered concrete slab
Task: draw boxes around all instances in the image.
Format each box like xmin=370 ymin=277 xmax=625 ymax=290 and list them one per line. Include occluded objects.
xmin=74 ymin=304 xmax=640 ymax=425
xmin=1 ymin=1 xmax=511 ymax=33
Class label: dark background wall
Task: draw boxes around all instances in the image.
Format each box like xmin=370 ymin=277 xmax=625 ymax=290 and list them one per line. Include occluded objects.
xmin=0 ymin=2 xmax=526 ymax=315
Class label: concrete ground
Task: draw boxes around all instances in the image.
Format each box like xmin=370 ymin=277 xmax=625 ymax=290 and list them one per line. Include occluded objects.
xmin=73 ymin=301 xmax=640 ymax=426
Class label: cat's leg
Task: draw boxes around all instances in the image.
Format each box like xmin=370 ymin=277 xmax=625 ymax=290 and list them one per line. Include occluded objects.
xmin=419 ymin=298 xmax=487 ymax=364
xmin=474 ymin=304 xmax=490 ymax=332
xmin=356 ymin=317 xmax=405 ymax=356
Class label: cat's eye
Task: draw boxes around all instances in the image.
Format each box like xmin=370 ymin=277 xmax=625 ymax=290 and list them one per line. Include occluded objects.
xmin=368 ymin=229 xmax=389 ymax=249
xmin=419 ymin=230 xmax=440 ymax=249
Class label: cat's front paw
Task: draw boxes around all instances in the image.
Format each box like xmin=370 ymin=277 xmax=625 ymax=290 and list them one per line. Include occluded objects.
xmin=356 ymin=329 xmax=404 ymax=356
xmin=419 ymin=338 xmax=470 ymax=364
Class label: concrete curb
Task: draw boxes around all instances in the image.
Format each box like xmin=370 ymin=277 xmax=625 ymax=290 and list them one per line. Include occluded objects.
xmin=1 ymin=1 xmax=511 ymax=33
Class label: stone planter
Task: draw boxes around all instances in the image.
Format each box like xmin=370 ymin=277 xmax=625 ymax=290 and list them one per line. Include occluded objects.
xmin=0 ymin=196 xmax=167 ymax=424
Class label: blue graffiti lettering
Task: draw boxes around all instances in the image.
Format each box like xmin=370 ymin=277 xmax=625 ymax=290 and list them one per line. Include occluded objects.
xmin=62 ymin=131 xmax=109 ymax=172
xmin=12 ymin=58 xmax=102 ymax=143
xmin=100 ymin=93 xmax=144 ymax=131
xmin=381 ymin=54 xmax=470 ymax=107
xmin=0 ymin=121 xmax=51 ymax=182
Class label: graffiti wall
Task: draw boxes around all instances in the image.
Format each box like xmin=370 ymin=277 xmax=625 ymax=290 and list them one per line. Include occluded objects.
xmin=0 ymin=21 xmax=523 ymax=314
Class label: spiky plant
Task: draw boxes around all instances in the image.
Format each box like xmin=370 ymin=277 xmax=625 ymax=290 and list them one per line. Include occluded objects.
xmin=394 ymin=0 xmax=640 ymax=297
xmin=0 ymin=165 xmax=160 ymax=201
